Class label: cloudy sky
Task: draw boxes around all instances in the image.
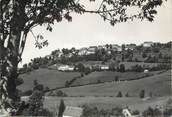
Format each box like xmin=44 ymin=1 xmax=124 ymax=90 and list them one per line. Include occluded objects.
xmin=19 ymin=0 xmax=172 ymax=66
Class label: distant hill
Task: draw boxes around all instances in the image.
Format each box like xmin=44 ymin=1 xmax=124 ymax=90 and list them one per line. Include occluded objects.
xmin=59 ymin=70 xmax=171 ymax=97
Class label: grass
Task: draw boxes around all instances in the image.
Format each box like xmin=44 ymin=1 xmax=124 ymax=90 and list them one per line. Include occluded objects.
xmin=71 ymin=70 xmax=162 ymax=86
xmin=40 ymin=96 xmax=170 ymax=112
xmin=59 ymin=70 xmax=171 ymax=97
xmin=120 ymin=62 xmax=159 ymax=70
xmin=18 ymin=68 xmax=80 ymax=91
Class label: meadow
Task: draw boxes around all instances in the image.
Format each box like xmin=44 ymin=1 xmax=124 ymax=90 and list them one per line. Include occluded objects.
xmin=18 ymin=68 xmax=80 ymax=91
xmin=59 ymin=70 xmax=171 ymax=97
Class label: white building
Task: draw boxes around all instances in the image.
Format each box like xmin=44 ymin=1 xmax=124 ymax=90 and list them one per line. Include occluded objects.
xmin=112 ymin=44 xmax=122 ymax=51
xmin=63 ymin=106 xmax=83 ymax=117
xmin=78 ymin=48 xmax=87 ymax=56
xmin=58 ymin=65 xmax=74 ymax=71
xmin=142 ymin=42 xmax=154 ymax=47
xmin=122 ymin=109 xmax=133 ymax=117
xmin=100 ymin=65 xmax=109 ymax=70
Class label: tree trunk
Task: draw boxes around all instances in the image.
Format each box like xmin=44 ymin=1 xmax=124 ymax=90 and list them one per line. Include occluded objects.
xmin=0 ymin=30 xmax=21 ymax=115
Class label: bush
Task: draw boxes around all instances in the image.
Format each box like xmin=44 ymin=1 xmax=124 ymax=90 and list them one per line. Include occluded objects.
xmin=142 ymin=107 xmax=162 ymax=117
xmin=131 ymin=64 xmax=143 ymax=72
xmin=22 ymin=81 xmax=53 ymax=116
xmin=114 ymin=76 xmax=119 ymax=82
xmin=125 ymin=92 xmax=129 ymax=97
xmin=56 ymin=90 xmax=67 ymax=97
xmin=58 ymin=99 xmax=66 ymax=117
xmin=48 ymin=90 xmax=67 ymax=97
xmin=132 ymin=110 xmax=140 ymax=115
xmin=84 ymin=67 xmax=91 ymax=75
xmin=139 ymin=90 xmax=145 ymax=98
xmin=116 ymin=91 xmax=123 ymax=97
xmin=163 ymin=108 xmax=172 ymax=117
xmin=119 ymin=64 xmax=125 ymax=72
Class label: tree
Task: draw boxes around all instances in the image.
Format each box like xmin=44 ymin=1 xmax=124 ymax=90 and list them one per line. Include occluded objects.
xmin=125 ymin=92 xmax=129 ymax=97
xmin=119 ymin=64 xmax=125 ymax=72
xmin=0 ymin=0 xmax=165 ymax=115
xmin=139 ymin=89 xmax=145 ymax=98
xmin=58 ymin=99 xmax=66 ymax=117
xmin=22 ymin=80 xmax=52 ymax=116
xmin=116 ymin=91 xmax=123 ymax=97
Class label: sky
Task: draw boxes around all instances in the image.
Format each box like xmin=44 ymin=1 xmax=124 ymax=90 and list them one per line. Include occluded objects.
xmin=19 ymin=0 xmax=172 ymax=67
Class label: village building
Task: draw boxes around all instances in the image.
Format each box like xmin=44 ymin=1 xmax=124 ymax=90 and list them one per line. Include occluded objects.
xmin=125 ymin=44 xmax=136 ymax=50
xmin=100 ymin=64 xmax=109 ymax=70
xmin=63 ymin=106 xmax=83 ymax=117
xmin=142 ymin=41 xmax=154 ymax=47
xmin=78 ymin=48 xmax=88 ymax=56
xmin=111 ymin=44 xmax=122 ymax=52
xmin=86 ymin=46 xmax=97 ymax=55
xmin=58 ymin=65 xmax=75 ymax=71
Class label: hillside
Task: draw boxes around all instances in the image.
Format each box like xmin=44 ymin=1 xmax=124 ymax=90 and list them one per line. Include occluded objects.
xmin=58 ymin=70 xmax=171 ymax=97
xmin=71 ymin=70 xmax=162 ymax=86
xmin=18 ymin=68 xmax=80 ymax=91
xmin=42 ymin=96 xmax=171 ymax=112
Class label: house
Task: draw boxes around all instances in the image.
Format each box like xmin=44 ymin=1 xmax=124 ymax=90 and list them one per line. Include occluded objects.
xmin=86 ymin=46 xmax=97 ymax=55
xmin=125 ymin=44 xmax=136 ymax=50
xmin=144 ymin=69 xmax=149 ymax=73
xmin=63 ymin=106 xmax=83 ymax=117
xmin=58 ymin=65 xmax=74 ymax=71
xmin=78 ymin=48 xmax=87 ymax=56
xmin=97 ymin=45 xmax=103 ymax=49
xmin=142 ymin=42 xmax=154 ymax=47
xmin=45 ymin=55 xmax=53 ymax=60
xmin=122 ymin=109 xmax=133 ymax=117
xmin=111 ymin=44 xmax=122 ymax=52
xmin=100 ymin=65 xmax=109 ymax=70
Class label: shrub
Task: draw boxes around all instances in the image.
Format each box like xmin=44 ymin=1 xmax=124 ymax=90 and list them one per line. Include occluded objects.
xmin=58 ymin=99 xmax=66 ymax=117
xmin=84 ymin=67 xmax=91 ymax=75
xmin=48 ymin=90 xmax=67 ymax=97
xmin=142 ymin=107 xmax=162 ymax=117
xmin=163 ymin=108 xmax=172 ymax=117
xmin=22 ymin=81 xmax=53 ymax=116
xmin=125 ymin=92 xmax=129 ymax=97
xmin=139 ymin=90 xmax=145 ymax=98
xmin=131 ymin=64 xmax=143 ymax=72
xmin=114 ymin=76 xmax=119 ymax=82
xmin=116 ymin=91 xmax=123 ymax=97
xmin=119 ymin=64 xmax=125 ymax=72
xmin=132 ymin=110 xmax=140 ymax=115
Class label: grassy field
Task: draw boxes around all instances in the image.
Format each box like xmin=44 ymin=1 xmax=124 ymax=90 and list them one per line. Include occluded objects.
xmin=120 ymin=62 xmax=159 ymax=70
xmin=71 ymin=70 xmax=163 ymax=86
xmin=41 ymin=96 xmax=170 ymax=112
xmin=18 ymin=68 xmax=80 ymax=91
xmin=59 ymin=70 xmax=171 ymax=97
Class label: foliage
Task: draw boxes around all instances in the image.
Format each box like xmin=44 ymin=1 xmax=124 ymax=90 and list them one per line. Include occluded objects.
xmin=125 ymin=92 xmax=129 ymax=97
xmin=82 ymin=105 xmax=123 ymax=117
xmin=22 ymin=80 xmax=52 ymax=116
xmin=142 ymin=107 xmax=162 ymax=117
xmin=48 ymin=90 xmax=67 ymax=97
xmin=119 ymin=64 xmax=125 ymax=72
xmin=132 ymin=110 xmax=140 ymax=115
xmin=116 ymin=91 xmax=123 ymax=97
xmin=131 ymin=64 xmax=144 ymax=72
xmin=139 ymin=89 xmax=145 ymax=98
xmin=58 ymin=99 xmax=66 ymax=117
